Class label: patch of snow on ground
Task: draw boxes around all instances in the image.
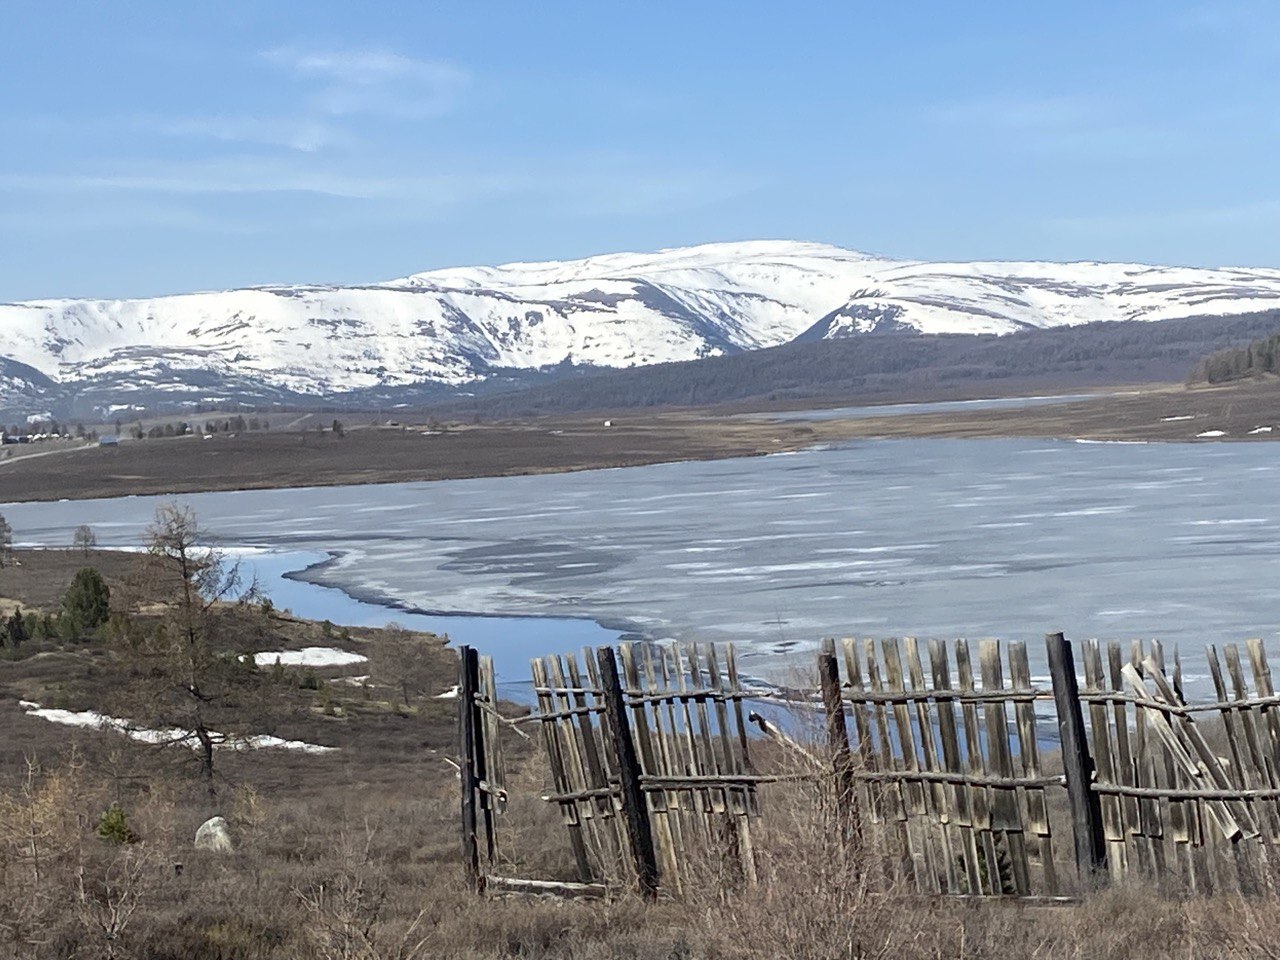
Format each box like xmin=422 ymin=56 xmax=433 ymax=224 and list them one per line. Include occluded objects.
xmin=1249 ymin=426 xmax=1274 ymax=434
xmin=1160 ymin=415 xmax=1196 ymax=422
xmin=251 ymin=646 xmax=368 ymax=668
xmin=1196 ymin=430 xmax=1227 ymax=438
xmin=17 ymin=701 xmax=336 ymax=754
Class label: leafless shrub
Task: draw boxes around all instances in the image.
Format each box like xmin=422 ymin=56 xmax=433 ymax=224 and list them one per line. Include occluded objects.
xmin=294 ymin=824 xmax=432 ymax=960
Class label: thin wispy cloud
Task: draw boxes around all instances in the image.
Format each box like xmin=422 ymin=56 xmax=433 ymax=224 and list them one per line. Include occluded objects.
xmin=0 ymin=152 xmax=758 ymax=221
xmin=143 ymin=116 xmax=344 ymax=153
xmin=113 ymin=45 xmax=469 ymax=154
xmin=262 ymin=44 xmax=470 ymax=119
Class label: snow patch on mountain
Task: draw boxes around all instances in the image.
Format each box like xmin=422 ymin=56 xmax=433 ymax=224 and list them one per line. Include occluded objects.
xmin=4 ymin=241 xmax=1280 ymax=409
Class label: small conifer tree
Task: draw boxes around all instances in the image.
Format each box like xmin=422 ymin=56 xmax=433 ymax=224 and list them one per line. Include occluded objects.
xmin=96 ymin=803 xmax=140 ymax=845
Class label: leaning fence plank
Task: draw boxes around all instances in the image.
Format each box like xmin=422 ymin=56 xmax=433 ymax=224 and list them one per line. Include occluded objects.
xmin=643 ymin=645 xmax=692 ymax=856
xmin=597 ymin=647 xmax=660 ymax=900
xmin=1125 ymin=642 xmax=1169 ymax=880
xmin=619 ymin=644 xmax=682 ymax=891
xmin=1122 ymin=663 xmax=1242 ymax=846
xmin=529 ymin=657 xmax=594 ymax=882
xmin=554 ymin=655 xmax=620 ymax=878
xmin=1143 ymin=656 xmax=1255 ymax=841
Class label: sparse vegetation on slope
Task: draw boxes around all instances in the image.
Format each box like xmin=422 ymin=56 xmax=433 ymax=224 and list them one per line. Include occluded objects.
xmin=1193 ymin=329 xmax=1280 ymax=384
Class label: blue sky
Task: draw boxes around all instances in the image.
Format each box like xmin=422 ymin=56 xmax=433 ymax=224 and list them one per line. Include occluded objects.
xmin=2 ymin=0 xmax=1278 ymax=300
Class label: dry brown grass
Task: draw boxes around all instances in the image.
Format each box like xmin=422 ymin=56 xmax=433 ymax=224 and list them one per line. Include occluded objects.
xmin=6 ymin=555 xmax=1280 ymax=958
xmin=8 ymin=747 xmax=1280 ymax=960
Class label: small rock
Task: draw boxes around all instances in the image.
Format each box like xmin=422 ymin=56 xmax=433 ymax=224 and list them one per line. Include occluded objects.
xmin=194 ymin=816 xmax=233 ymax=853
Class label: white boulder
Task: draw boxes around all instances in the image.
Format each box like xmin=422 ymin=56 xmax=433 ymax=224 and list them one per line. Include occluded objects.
xmin=194 ymin=816 xmax=233 ymax=853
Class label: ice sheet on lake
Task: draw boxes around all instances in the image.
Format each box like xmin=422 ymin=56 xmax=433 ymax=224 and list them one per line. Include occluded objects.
xmin=8 ymin=437 xmax=1280 ymax=696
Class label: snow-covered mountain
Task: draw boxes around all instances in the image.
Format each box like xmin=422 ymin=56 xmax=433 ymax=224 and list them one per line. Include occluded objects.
xmin=4 ymin=239 xmax=1280 ymax=416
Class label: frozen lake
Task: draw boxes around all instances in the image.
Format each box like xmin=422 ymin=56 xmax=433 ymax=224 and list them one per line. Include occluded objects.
xmin=5 ymin=437 xmax=1280 ymax=691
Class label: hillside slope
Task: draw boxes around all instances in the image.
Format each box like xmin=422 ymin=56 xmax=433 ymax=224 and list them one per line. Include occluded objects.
xmin=6 ymin=240 xmax=1280 ymax=417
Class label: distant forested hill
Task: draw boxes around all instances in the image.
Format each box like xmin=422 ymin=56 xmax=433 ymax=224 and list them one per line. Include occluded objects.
xmin=1193 ymin=328 xmax=1280 ymax=384
xmin=435 ymin=311 xmax=1280 ymax=417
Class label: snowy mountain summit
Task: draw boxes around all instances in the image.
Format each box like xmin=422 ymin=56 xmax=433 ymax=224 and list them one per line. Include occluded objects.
xmin=4 ymin=240 xmax=1280 ymax=415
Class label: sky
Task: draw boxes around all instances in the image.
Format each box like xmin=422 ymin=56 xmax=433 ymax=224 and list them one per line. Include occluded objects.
xmin=2 ymin=0 xmax=1279 ymax=300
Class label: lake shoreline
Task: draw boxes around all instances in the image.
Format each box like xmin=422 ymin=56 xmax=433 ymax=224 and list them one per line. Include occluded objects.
xmin=4 ymin=378 xmax=1280 ymax=504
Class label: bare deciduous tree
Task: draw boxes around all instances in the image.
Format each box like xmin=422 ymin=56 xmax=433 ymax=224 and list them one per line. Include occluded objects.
xmin=369 ymin=623 xmax=439 ymax=709
xmin=0 ymin=513 xmax=13 ymax=568
xmin=112 ymin=503 xmax=266 ymax=797
xmin=73 ymin=524 xmax=97 ymax=556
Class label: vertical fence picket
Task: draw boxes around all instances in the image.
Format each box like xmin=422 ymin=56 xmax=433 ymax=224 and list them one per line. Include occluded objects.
xmin=865 ymin=638 xmax=917 ymax=888
xmin=707 ymin=643 xmax=756 ymax=885
xmin=1081 ymin=639 xmax=1126 ymax=878
xmin=1008 ymin=641 xmax=1056 ymax=894
xmin=955 ymin=641 xmax=1000 ymax=895
xmin=928 ymin=639 xmax=982 ymax=896
xmin=978 ymin=640 xmax=1028 ymax=895
xmin=903 ymin=636 xmax=955 ymax=893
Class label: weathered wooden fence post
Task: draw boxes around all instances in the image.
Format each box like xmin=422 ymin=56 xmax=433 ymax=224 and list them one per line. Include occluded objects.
xmin=597 ymin=646 xmax=660 ymax=901
xmin=818 ymin=639 xmax=856 ymax=794
xmin=459 ymin=645 xmax=484 ymax=893
xmin=818 ymin=638 xmax=863 ymax=867
xmin=1045 ymin=631 xmax=1107 ymax=885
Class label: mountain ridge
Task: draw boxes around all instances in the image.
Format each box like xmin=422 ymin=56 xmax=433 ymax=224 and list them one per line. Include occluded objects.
xmin=5 ymin=240 xmax=1280 ymax=418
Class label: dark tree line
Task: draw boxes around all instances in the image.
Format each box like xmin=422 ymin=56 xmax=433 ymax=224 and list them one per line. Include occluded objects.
xmin=1192 ymin=330 xmax=1280 ymax=384
xmin=433 ymin=311 xmax=1280 ymax=417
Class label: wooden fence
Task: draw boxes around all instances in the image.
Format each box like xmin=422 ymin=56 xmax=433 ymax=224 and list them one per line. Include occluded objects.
xmin=819 ymin=635 xmax=1066 ymax=898
xmin=1080 ymin=637 xmax=1280 ymax=894
xmin=460 ymin=641 xmax=768 ymax=897
xmin=460 ymin=633 xmax=1280 ymax=901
